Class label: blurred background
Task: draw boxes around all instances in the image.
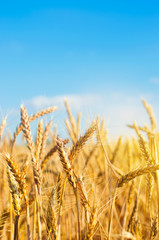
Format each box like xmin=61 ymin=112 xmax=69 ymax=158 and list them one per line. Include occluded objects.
xmin=0 ymin=0 xmax=159 ymax=138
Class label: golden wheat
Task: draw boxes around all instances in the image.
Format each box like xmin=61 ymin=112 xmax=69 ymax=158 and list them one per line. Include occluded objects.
xmin=0 ymin=98 xmax=159 ymax=240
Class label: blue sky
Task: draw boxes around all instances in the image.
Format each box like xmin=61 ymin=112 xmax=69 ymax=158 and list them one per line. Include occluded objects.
xmin=0 ymin=1 xmax=159 ymax=137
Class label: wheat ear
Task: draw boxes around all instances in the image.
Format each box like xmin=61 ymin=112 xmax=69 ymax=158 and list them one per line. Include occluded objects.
xmin=46 ymin=188 xmax=58 ymax=240
xmin=41 ymin=138 xmax=69 ymax=171
xmin=65 ymin=119 xmax=76 ymax=143
xmin=77 ymin=112 xmax=81 ymax=138
xmin=137 ymin=133 xmax=154 ymax=165
xmin=56 ymin=136 xmax=77 ymax=189
xmin=0 ymin=209 xmax=9 ymax=237
xmin=0 ymin=116 xmax=7 ymax=141
xmin=39 ymin=120 xmax=52 ymax=161
xmin=142 ymin=98 xmax=157 ymax=130
xmin=57 ymin=173 xmax=67 ymax=239
xmin=12 ymin=106 xmax=57 ymax=151
xmin=20 ymin=105 xmax=35 ymax=157
xmin=35 ymin=120 xmax=43 ymax=162
xmin=3 ymin=152 xmax=31 ymax=240
xmin=150 ymin=217 xmax=158 ymax=240
xmin=64 ymin=98 xmax=77 ymax=139
xmin=84 ymin=207 xmax=96 ymax=240
xmin=7 ymin=167 xmax=21 ymax=240
xmin=7 ymin=167 xmax=21 ymax=216
xmin=68 ymin=124 xmax=96 ymax=163
xmin=117 ymin=164 xmax=159 ymax=188
xmin=2 ymin=153 xmax=28 ymax=202
xmin=56 ymin=137 xmax=90 ymax=212
xmin=121 ymin=180 xmax=135 ymax=240
xmin=127 ymin=124 xmax=154 ymax=136
xmin=135 ymin=125 xmax=155 ymax=213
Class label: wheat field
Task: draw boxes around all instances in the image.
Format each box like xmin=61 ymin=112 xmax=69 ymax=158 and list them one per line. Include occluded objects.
xmin=0 ymin=98 xmax=159 ymax=240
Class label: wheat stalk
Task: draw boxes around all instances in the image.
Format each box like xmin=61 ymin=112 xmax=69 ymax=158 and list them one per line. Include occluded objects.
xmin=111 ymin=136 xmax=122 ymax=164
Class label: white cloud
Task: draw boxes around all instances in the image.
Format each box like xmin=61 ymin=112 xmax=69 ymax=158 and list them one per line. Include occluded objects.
xmin=3 ymin=91 xmax=158 ymax=146
xmin=25 ymin=94 xmax=102 ymax=111
xmin=150 ymin=78 xmax=159 ymax=85
xmin=23 ymin=92 xmax=156 ymax=138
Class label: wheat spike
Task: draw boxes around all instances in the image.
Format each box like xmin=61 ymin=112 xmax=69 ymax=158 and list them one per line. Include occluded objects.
xmin=35 ymin=120 xmax=43 ymax=162
xmin=2 ymin=153 xmax=28 ymax=203
xmin=131 ymin=219 xmax=143 ymax=240
xmin=56 ymin=173 xmax=63 ymax=208
xmin=68 ymin=124 xmax=96 ymax=163
xmin=7 ymin=167 xmax=21 ymax=216
xmin=0 ymin=116 xmax=7 ymax=140
xmin=0 ymin=209 xmax=9 ymax=237
xmin=46 ymin=188 xmax=58 ymax=240
xmin=39 ymin=120 xmax=52 ymax=161
xmin=41 ymin=145 xmax=57 ymax=171
xmin=142 ymin=98 xmax=157 ymax=130
xmin=41 ymin=138 xmax=69 ymax=170
xmin=127 ymin=196 xmax=138 ymax=231
xmin=56 ymin=136 xmax=77 ymax=189
xmin=138 ymin=134 xmax=154 ymax=165
xmin=64 ymin=98 xmax=77 ymax=139
xmin=77 ymin=175 xmax=89 ymax=210
xmin=127 ymin=124 xmax=154 ymax=135
xmin=65 ymin=119 xmax=76 ymax=143
xmin=12 ymin=106 xmax=57 ymax=149
xmin=127 ymin=181 xmax=135 ymax=213
xmin=29 ymin=106 xmax=57 ymax=121
xmin=84 ymin=207 xmax=96 ymax=240
xmin=2 ymin=153 xmax=21 ymax=182
xmin=150 ymin=217 xmax=158 ymax=240
xmin=20 ymin=105 xmax=35 ymax=158
xmin=117 ymin=163 xmax=159 ymax=188
xmin=77 ymin=112 xmax=81 ymax=138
